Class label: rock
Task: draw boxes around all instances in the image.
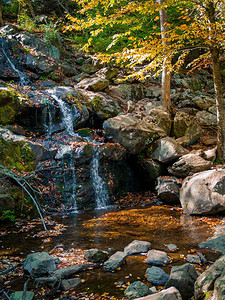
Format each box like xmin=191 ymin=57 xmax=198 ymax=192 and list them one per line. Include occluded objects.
xmin=141 ymin=159 xmax=164 ymax=181
xmin=193 ymin=96 xmax=215 ymax=110
xmin=196 ymin=111 xmax=217 ymax=127
xmin=198 ymin=235 xmax=225 ymax=253
xmin=208 ymin=105 xmax=217 ymax=115
xmin=61 ymin=278 xmax=82 ymax=291
xmin=166 ymin=244 xmax=178 ymax=251
xmin=165 ymin=263 xmax=198 ymax=300
xmin=168 ymin=153 xmax=212 ymax=178
xmin=194 ymin=255 xmax=225 ymax=299
xmin=108 ymin=84 xmax=147 ymax=103
xmin=96 ymin=67 xmax=118 ymax=80
xmin=203 ymin=148 xmax=216 ymax=162
xmin=80 ymin=63 xmax=98 ymax=74
xmin=180 ymin=77 xmax=203 ymax=91
xmin=173 ymin=111 xmax=202 ymax=144
xmin=103 ymin=114 xmax=166 ymax=154
xmin=180 ymin=169 xmax=225 ymax=215
xmin=55 ymin=264 xmax=92 ymax=278
xmin=0 ymin=194 xmax=15 ymax=210
xmin=176 ymin=136 xmax=191 ymax=147
xmin=134 ymin=287 xmax=182 ymax=300
xmin=77 ymin=77 xmax=110 ymax=91
xmin=155 ymin=176 xmax=181 ymax=204
xmin=103 ymin=251 xmax=127 ymax=272
xmin=124 ymin=240 xmax=151 ymax=255
xmin=151 ymin=137 xmax=187 ymax=164
xmin=73 ymin=73 xmax=89 ymax=83
xmin=146 ymin=266 xmax=169 ymax=286
xmin=84 ymin=248 xmax=109 ymax=263
xmin=10 ymin=291 xmax=34 ymax=300
xmin=186 ymin=254 xmax=201 ymax=264
xmin=145 ymin=250 xmax=170 ymax=266
xmin=124 ymin=281 xmax=151 ymax=299
xmin=61 ymin=61 xmax=79 ymax=77
xmin=23 ymin=252 xmax=56 ymax=277
xmin=0 ymin=87 xmax=19 ymax=124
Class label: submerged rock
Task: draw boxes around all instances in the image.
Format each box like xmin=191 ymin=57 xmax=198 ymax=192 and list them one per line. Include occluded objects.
xmin=124 ymin=280 xmax=151 ymax=299
xmin=124 ymin=240 xmax=151 ymax=255
xmin=180 ymin=169 xmax=225 ymax=215
xmin=23 ymin=252 xmax=56 ymax=277
xmin=84 ymin=248 xmax=109 ymax=263
xmin=103 ymin=251 xmax=127 ymax=272
xmin=61 ymin=277 xmax=82 ymax=291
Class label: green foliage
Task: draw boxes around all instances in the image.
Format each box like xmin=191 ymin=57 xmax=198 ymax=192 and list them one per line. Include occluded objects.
xmin=18 ymin=11 xmax=37 ymax=32
xmin=41 ymin=22 xmax=62 ymax=46
xmin=2 ymin=0 xmax=19 ymax=15
xmin=2 ymin=209 xmax=15 ymax=222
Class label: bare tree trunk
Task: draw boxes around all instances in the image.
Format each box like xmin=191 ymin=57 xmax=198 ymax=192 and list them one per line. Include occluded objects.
xmin=0 ymin=0 xmax=3 ymax=27
xmin=157 ymin=0 xmax=173 ymax=115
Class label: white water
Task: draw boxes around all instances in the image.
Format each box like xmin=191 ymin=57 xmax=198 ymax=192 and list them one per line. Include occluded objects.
xmin=0 ymin=37 xmax=30 ymax=86
xmin=91 ymin=146 xmax=109 ymax=209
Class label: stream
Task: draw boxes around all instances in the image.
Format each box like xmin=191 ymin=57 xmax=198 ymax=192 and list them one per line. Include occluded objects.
xmin=0 ymin=204 xmax=221 ymax=298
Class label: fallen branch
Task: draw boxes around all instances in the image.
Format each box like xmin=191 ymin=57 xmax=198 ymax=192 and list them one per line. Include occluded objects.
xmin=0 ymin=263 xmax=22 ymax=276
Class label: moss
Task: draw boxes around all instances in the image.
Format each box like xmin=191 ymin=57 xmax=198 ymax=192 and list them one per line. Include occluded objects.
xmin=0 ymin=105 xmax=16 ymax=124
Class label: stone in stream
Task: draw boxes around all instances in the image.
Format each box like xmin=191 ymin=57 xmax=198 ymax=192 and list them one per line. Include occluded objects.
xmin=124 ymin=280 xmax=151 ymax=299
xmin=84 ymin=248 xmax=109 ymax=263
xmin=166 ymin=244 xmax=178 ymax=252
xmin=146 ymin=266 xmax=169 ymax=286
xmin=186 ymin=254 xmax=201 ymax=265
xmin=134 ymin=287 xmax=182 ymax=300
xmin=155 ymin=176 xmax=181 ymax=204
xmin=61 ymin=277 xmax=82 ymax=291
xmin=124 ymin=240 xmax=151 ymax=255
xmin=23 ymin=252 xmax=56 ymax=277
xmin=180 ymin=169 xmax=225 ymax=215
xmin=194 ymin=255 xmax=225 ymax=299
xmin=145 ymin=250 xmax=170 ymax=266
xmin=103 ymin=251 xmax=127 ymax=272
xmin=198 ymin=234 xmax=225 ymax=253
xmin=54 ymin=263 xmax=93 ymax=279
xmin=10 ymin=291 xmax=34 ymax=300
xmin=165 ymin=263 xmax=198 ymax=300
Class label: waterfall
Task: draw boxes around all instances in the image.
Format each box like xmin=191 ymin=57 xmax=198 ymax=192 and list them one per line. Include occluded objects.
xmin=91 ymin=146 xmax=109 ymax=209
xmin=50 ymin=94 xmax=80 ymax=136
xmin=0 ymin=37 xmax=30 ymax=86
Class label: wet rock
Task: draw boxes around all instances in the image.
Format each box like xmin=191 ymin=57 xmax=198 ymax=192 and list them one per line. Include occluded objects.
xmin=165 ymin=263 xmax=198 ymax=300
xmin=23 ymin=252 xmax=56 ymax=277
xmin=145 ymin=250 xmax=170 ymax=266
xmin=146 ymin=266 xmax=169 ymax=286
xmin=186 ymin=254 xmax=201 ymax=264
xmin=194 ymin=255 xmax=225 ymax=299
xmin=155 ymin=176 xmax=181 ymax=204
xmin=108 ymin=84 xmax=147 ymax=103
xmin=180 ymin=169 xmax=225 ymax=215
xmin=198 ymin=235 xmax=225 ymax=253
xmin=61 ymin=278 xmax=82 ymax=291
xmin=55 ymin=264 xmax=93 ymax=278
xmin=10 ymin=291 xmax=34 ymax=300
xmin=173 ymin=111 xmax=202 ymax=144
xmin=77 ymin=77 xmax=110 ymax=92
xmin=166 ymin=244 xmax=178 ymax=251
xmin=124 ymin=240 xmax=151 ymax=255
xmin=141 ymin=159 xmax=164 ymax=181
xmin=103 ymin=114 xmax=166 ymax=154
xmin=103 ymin=251 xmax=127 ymax=272
xmin=124 ymin=280 xmax=151 ymax=299
xmin=84 ymin=248 xmax=109 ymax=263
xmin=168 ymin=153 xmax=212 ymax=178
xmin=151 ymin=137 xmax=187 ymax=164
xmin=196 ymin=110 xmax=217 ymax=127
xmin=134 ymin=287 xmax=182 ymax=300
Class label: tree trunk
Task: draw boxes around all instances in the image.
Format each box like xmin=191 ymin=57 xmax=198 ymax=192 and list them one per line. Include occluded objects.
xmin=157 ymin=0 xmax=173 ymax=115
xmin=0 ymin=0 xmax=3 ymax=27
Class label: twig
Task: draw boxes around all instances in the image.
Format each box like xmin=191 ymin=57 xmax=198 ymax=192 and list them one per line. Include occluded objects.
xmin=0 ymin=263 xmax=22 ymax=276
xmin=3 ymin=291 xmax=11 ymax=300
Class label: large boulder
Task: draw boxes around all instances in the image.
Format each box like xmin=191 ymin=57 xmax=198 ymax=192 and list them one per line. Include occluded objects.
xmin=140 ymin=159 xmax=164 ymax=181
xmin=194 ymin=255 xmax=225 ymax=300
xmin=103 ymin=251 xmax=127 ymax=272
xmin=180 ymin=169 xmax=225 ymax=215
xmin=134 ymin=287 xmax=182 ymax=300
xmin=61 ymin=278 xmax=82 ymax=291
xmin=108 ymin=84 xmax=147 ymax=103
xmin=84 ymin=248 xmax=109 ymax=263
xmin=151 ymin=137 xmax=187 ymax=164
xmin=196 ymin=111 xmax=217 ymax=127
xmin=168 ymin=153 xmax=212 ymax=178
xmin=124 ymin=281 xmax=151 ymax=299
xmin=198 ymin=235 xmax=225 ymax=253
xmin=124 ymin=240 xmax=151 ymax=255
xmin=165 ymin=263 xmax=198 ymax=300
xmin=146 ymin=266 xmax=169 ymax=286
xmin=10 ymin=291 xmax=34 ymax=300
xmin=145 ymin=250 xmax=170 ymax=266
xmin=23 ymin=252 xmax=56 ymax=277
xmin=173 ymin=111 xmax=202 ymax=144
xmin=155 ymin=176 xmax=181 ymax=204
xmin=77 ymin=77 xmax=110 ymax=91
xmin=103 ymin=114 xmax=166 ymax=154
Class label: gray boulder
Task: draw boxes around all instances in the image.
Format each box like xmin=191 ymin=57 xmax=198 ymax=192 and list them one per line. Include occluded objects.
xmin=103 ymin=251 xmax=127 ymax=272
xmin=124 ymin=281 xmax=150 ymax=299
xmin=151 ymin=137 xmax=187 ymax=164
xmin=95 ymin=67 xmax=118 ymax=80
xmin=186 ymin=254 xmax=201 ymax=264
xmin=61 ymin=278 xmax=82 ymax=291
xmin=180 ymin=169 xmax=225 ymax=215
xmin=10 ymin=291 xmax=34 ymax=300
xmin=168 ymin=153 xmax=212 ymax=178
xmin=145 ymin=250 xmax=170 ymax=266
xmin=155 ymin=176 xmax=181 ymax=204
xmin=194 ymin=255 xmax=225 ymax=300
xmin=124 ymin=240 xmax=151 ymax=255
xmin=23 ymin=252 xmax=56 ymax=277
xmin=103 ymin=114 xmax=166 ymax=154
xmin=193 ymin=96 xmax=216 ymax=110
xmin=134 ymin=287 xmax=182 ymax=300
xmin=146 ymin=266 xmax=169 ymax=286
xmin=84 ymin=248 xmax=109 ymax=263
xmin=196 ymin=111 xmax=217 ymax=127
xmin=198 ymin=235 xmax=225 ymax=253
xmin=141 ymin=159 xmax=164 ymax=181
xmin=108 ymin=84 xmax=147 ymax=103
xmin=77 ymin=77 xmax=110 ymax=91
xmin=165 ymin=263 xmax=198 ymax=300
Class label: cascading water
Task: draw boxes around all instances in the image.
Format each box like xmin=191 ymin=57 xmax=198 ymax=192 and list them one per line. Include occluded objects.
xmin=91 ymin=146 xmax=109 ymax=209
xmin=0 ymin=37 xmax=30 ymax=86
